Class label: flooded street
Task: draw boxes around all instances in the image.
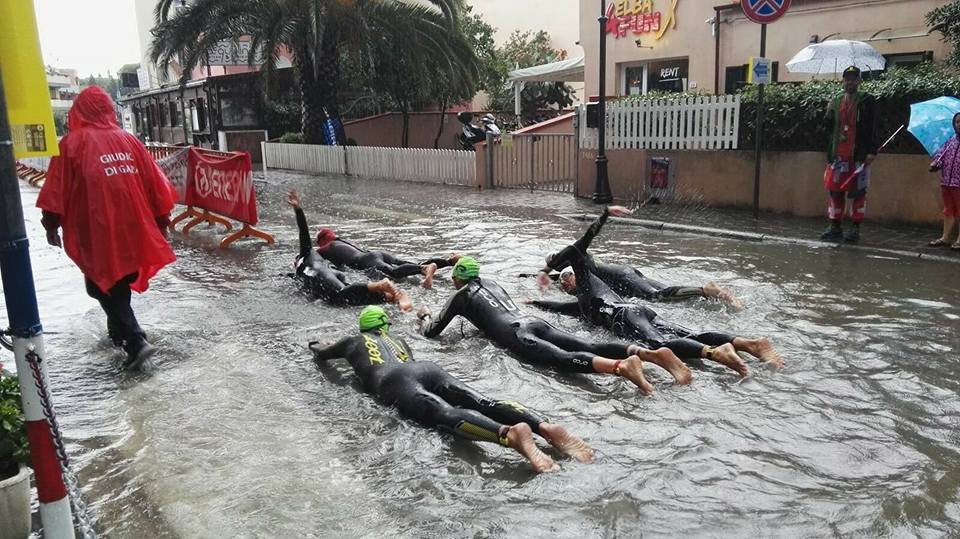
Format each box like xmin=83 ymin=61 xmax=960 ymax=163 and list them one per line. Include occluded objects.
xmin=5 ymin=173 xmax=960 ymax=537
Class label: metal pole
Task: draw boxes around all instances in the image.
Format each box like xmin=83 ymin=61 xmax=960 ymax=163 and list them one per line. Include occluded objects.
xmin=485 ymin=132 xmax=495 ymax=189
xmin=752 ymin=23 xmax=767 ymax=220
xmin=0 ymin=72 xmax=76 ymax=538
xmin=593 ymin=0 xmax=613 ymax=203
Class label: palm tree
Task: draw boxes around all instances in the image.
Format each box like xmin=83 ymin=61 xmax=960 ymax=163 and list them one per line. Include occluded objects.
xmin=150 ymin=0 xmax=479 ymax=144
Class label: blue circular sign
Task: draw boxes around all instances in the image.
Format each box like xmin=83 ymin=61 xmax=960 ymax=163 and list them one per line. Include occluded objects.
xmin=741 ymin=0 xmax=792 ymax=24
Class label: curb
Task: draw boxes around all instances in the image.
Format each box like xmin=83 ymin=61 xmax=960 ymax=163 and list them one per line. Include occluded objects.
xmin=564 ymin=214 xmax=960 ymax=265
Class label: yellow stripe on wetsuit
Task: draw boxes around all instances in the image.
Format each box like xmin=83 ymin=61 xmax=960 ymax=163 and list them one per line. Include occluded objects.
xmin=456 ymin=421 xmax=509 ymax=446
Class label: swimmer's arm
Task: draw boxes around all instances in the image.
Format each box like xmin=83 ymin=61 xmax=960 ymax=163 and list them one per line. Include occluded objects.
xmin=528 ymin=299 xmax=580 ymax=317
xmin=309 ymin=336 xmax=352 ymax=361
xmin=572 ymin=207 xmax=610 ymax=254
xmin=420 ymin=288 xmax=464 ymax=338
xmin=295 ymin=208 xmax=312 ymax=259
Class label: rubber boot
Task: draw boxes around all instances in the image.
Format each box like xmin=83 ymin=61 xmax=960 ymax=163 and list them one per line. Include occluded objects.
xmin=820 ymin=221 xmax=843 ymax=241
xmin=844 ymin=222 xmax=861 ymax=243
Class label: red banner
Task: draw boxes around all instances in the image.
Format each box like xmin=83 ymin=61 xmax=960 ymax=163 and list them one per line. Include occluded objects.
xmin=185 ymin=148 xmax=258 ymax=225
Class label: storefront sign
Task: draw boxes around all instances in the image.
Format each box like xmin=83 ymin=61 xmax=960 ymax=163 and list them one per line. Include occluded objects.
xmin=185 ymin=148 xmax=259 ymax=224
xmin=605 ymin=0 xmax=678 ymax=40
xmin=206 ymin=40 xmax=265 ymax=66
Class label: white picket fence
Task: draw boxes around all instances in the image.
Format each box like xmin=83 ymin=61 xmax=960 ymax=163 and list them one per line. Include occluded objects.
xmin=262 ymin=142 xmax=476 ymax=186
xmin=580 ymin=95 xmax=740 ymax=151
xmin=263 ymin=142 xmax=346 ymax=175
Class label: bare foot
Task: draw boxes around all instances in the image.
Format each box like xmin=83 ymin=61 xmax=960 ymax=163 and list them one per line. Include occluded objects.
xmin=505 ymin=423 xmax=559 ymax=473
xmin=705 ymin=282 xmax=743 ymax=311
xmin=616 ymin=356 xmax=655 ymax=395
xmin=738 ymin=338 xmax=784 ymax=369
xmin=708 ymin=343 xmax=748 ymax=377
xmin=395 ymin=290 xmax=413 ymax=312
xmin=630 ymin=345 xmax=692 ymax=385
xmin=539 ymin=423 xmax=594 ymax=464
xmin=421 ymin=262 xmax=438 ymax=289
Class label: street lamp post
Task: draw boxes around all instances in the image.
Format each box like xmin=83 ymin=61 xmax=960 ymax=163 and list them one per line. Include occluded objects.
xmin=593 ymin=0 xmax=613 ymax=203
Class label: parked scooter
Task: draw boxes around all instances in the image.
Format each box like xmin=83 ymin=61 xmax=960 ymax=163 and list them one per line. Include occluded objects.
xmin=456 ymin=112 xmax=501 ymax=151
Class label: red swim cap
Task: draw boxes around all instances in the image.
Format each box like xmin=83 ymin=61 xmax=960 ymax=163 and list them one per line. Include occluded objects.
xmin=315 ymin=228 xmax=336 ymax=251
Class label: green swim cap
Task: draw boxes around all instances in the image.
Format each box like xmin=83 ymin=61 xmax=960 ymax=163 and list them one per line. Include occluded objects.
xmin=358 ymin=305 xmax=390 ymax=332
xmin=452 ymin=256 xmax=480 ymax=281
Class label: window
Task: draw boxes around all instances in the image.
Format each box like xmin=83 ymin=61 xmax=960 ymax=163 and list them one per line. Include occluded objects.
xmin=724 ymin=62 xmax=779 ymax=94
xmin=191 ymin=98 xmax=207 ymax=131
xmin=884 ymin=51 xmax=933 ymax=70
xmin=647 ymin=59 xmax=689 ymax=94
xmin=624 ymin=65 xmax=645 ymax=95
xmin=169 ymin=101 xmax=181 ymax=127
xmin=159 ymin=101 xmax=168 ymax=127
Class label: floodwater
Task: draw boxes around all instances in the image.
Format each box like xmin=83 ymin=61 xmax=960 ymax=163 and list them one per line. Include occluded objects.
xmin=4 ymin=173 xmax=960 ymax=537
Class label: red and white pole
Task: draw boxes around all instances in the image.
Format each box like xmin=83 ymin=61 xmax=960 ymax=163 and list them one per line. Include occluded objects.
xmin=14 ymin=337 xmax=74 ymax=538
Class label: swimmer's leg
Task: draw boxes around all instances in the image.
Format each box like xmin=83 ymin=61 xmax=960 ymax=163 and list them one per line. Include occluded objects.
xmin=400 ymin=389 xmax=558 ymax=473
xmin=435 ymin=372 xmax=593 ymax=463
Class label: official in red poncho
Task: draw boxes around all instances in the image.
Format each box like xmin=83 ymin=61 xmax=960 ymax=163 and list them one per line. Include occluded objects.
xmin=37 ymin=87 xmax=177 ymax=367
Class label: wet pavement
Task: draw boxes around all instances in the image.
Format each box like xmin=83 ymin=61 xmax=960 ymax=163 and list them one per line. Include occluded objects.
xmin=4 ymin=171 xmax=960 ymax=537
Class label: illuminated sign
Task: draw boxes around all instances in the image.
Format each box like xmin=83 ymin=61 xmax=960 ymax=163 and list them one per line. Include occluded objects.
xmin=605 ymin=0 xmax=678 ymax=40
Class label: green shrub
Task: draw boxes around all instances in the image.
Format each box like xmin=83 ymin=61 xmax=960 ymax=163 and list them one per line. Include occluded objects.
xmin=737 ymin=63 xmax=960 ymax=154
xmin=279 ymin=132 xmax=305 ymax=144
xmin=0 ymin=373 xmax=29 ymax=480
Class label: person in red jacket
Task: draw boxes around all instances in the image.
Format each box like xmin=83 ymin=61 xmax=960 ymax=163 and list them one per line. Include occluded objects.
xmin=37 ymin=87 xmax=177 ymax=369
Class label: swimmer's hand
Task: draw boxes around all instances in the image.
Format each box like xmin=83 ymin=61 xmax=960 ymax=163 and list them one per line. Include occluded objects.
xmin=536 ymin=271 xmax=552 ymax=292
xmin=607 ymin=205 xmax=633 ymax=217
xmin=286 ymin=190 xmax=302 ymax=209
xmin=46 ymin=230 xmax=62 ymax=248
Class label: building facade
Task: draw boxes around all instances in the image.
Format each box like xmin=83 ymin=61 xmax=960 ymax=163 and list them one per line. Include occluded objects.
xmin=579 ymin=0 xmax=949 ymax=98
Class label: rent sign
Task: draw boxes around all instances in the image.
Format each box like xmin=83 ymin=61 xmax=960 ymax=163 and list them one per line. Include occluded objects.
xmin=605 ymin=0 xmax=678 ymax=40
xmin=185 ymin=148 xmax=258 ymax=225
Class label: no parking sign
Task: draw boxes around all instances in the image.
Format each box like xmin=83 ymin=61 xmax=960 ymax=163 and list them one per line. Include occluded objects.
xmin=741 ymin=0 xmax=792 ymax=24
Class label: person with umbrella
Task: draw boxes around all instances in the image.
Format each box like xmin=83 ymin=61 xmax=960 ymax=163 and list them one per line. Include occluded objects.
xmin=928 ymin=112 xmax=960 ymax=249
xmin=821 ymin=66 xmax=877 ymax=243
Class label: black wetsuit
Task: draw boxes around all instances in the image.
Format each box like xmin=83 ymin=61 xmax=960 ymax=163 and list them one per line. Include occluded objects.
xmin=294 ymin=208 xmax=389 ymax=305
xmin=421 ymin=277 xmax=631 ymax=373
xmin=312 ymin=329 xmax=548 ymax=445
xmin=533 ymin=248 xmax=735 ymax=365
xmin=320 ymin=237 xmax=452 ymax=280
xmin=545 ymin=208 xmax=706 ymax=302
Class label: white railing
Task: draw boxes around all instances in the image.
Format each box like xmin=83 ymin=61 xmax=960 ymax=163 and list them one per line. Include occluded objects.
xmin=18 ymin=157 xmax=51 ymax=170
xmin=263 ymin=142 xmax=476 ymax=186
xmin=580 ymin=95 xmax=740 ymax=151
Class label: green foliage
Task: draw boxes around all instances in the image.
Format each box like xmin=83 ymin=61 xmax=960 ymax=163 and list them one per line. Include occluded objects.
xmin=485 ymin=30 xmax=576 ymax=122
xmin=151 ymin=0 xmax=478 ymax=144
xmin=0 ymin=373 xmax=29 ymax=480
xmin=928 ymin=1 xmax=960 ymax=68
xmin=84 ymin=73 xmax=120 ymax=97
xmin=736 ymin=63 xmax=960 ymax=153
xmin=279 ymin=132 xmax=304 ymax=144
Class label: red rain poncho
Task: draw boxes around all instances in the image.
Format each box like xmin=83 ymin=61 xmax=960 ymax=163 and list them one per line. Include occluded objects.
xmin=37 ymin=87 xmax=177 ymax=294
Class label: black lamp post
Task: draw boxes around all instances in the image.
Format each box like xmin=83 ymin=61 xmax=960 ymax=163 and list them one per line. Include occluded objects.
xmin=593 ymin=0 xmax=613 ymax=203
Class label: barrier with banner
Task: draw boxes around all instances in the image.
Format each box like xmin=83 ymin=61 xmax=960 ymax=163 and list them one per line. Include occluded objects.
xmin=155 ymin=145 xmax=274 ymax=248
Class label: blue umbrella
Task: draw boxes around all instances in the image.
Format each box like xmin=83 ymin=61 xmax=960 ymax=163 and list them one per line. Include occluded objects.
xmin=908 ymin=97 xmax=960 ymax=156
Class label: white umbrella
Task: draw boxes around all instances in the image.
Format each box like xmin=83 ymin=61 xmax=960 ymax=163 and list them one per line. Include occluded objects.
xmin=785 ymin=39 xmax=886 ymax=75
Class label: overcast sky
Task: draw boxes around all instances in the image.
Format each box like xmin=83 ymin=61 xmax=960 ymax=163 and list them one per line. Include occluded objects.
xmin=34 ymin=0 xmax=142 ymax=77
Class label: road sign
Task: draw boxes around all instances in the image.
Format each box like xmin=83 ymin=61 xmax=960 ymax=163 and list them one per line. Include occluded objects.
xmin=0 ymin=0 xmax=59 ymax=158
xmin=748 ymin=57 xmax=772 ymax=85
xmin=741 ymin=0 xmax=792 ymax=25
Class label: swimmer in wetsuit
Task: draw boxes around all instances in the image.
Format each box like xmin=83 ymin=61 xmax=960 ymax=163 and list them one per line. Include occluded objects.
xmin=529 ymin=249 xmax=784 ymax=377
xmin=418 ymin=257 xmax=690 ymax=395
xmin=537 ymin=206 xmax=741 ymax=308
xmin=289 ymin=191 xmax=412 ymax=310
xmin=300 ymin=192 xmax=457 ymax=288
xmin=309 ymin=306 xmax=594 ymax=473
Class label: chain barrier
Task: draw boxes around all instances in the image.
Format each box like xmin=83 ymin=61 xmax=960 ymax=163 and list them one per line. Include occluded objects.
xmin=24 ymin=346 xmax=98 ymax=539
